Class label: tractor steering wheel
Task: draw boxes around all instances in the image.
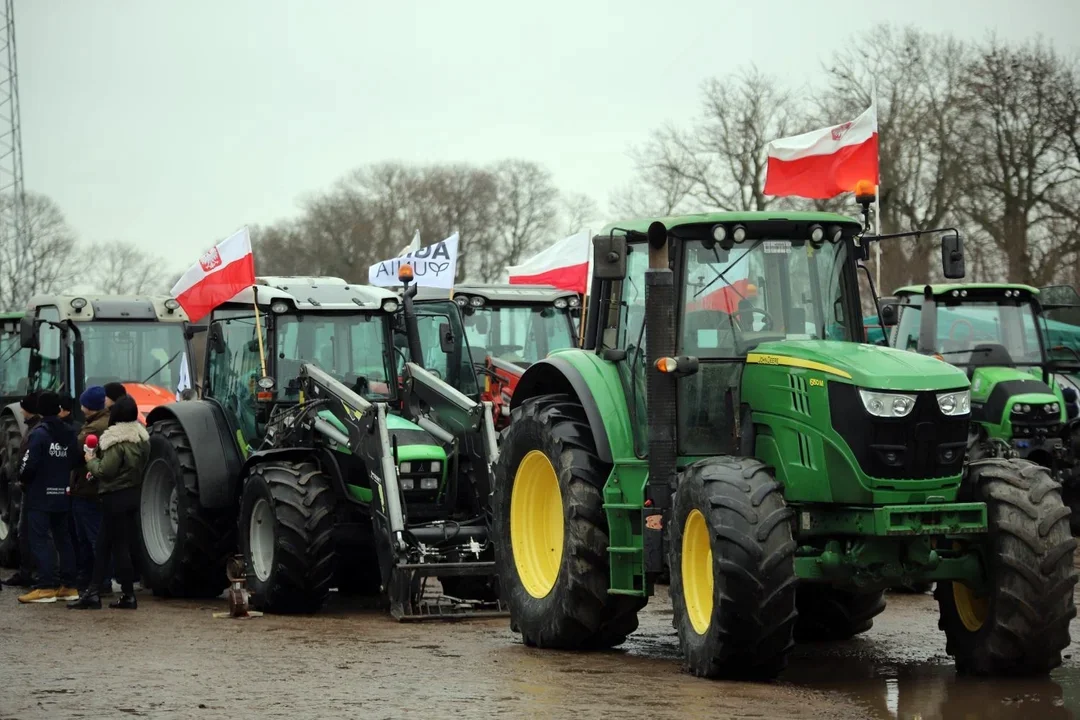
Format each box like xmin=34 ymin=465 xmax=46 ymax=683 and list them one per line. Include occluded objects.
xmin=949 ymin=319 xmax=975 ymax=341
xmin=736 ymin=307 xmax=774 ymax=332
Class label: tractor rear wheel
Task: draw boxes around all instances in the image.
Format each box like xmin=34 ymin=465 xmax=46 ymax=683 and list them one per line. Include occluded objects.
xmin=493 ymin=393 xmax=644 ymax=649
xmin=138 ymin=420 xmax=232 ymax=598
xmin=794 ymin=585 xmax=886 ymax=641
xmin=669 ymin=457 xmax=797 ymax=679
xmin=936 ymin=458 xmax=1077 ymax=675
xmin=0 ymin=413 xmax=22 ymax=567
xmin=239 ymin=460 xmax=337 ymax=613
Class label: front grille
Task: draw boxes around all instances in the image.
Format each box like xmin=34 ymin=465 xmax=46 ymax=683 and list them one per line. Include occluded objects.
xmin=828 ymin=383 xmax=968 ymax=480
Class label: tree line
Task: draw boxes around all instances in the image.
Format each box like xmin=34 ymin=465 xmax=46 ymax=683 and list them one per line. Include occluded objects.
xmin=5 ymin=24 xmax=1077 ymax=307
xmin=616 ymin=26 xmax=1080 ymax=293
xmin=0 ymin=192 xmax=168 ymax=309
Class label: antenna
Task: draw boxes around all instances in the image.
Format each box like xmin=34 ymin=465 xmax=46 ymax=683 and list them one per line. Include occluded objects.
xmin=0 ymin=0 xmax=26 ymax=304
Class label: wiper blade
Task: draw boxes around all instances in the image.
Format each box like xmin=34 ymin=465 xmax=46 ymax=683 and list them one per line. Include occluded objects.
xmin=142 ymin=350 xmax=184 ymax=385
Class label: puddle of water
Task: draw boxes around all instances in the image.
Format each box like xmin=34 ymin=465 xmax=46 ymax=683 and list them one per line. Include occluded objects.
xmin=782 ymin=649 xmax=1078 ymax=719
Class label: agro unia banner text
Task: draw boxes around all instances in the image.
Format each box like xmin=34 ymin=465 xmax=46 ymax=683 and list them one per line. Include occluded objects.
xmin=368 ymin=232 xmax=459 ymax=290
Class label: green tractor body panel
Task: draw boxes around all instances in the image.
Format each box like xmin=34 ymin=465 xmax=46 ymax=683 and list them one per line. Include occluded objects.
xmin=742 ymin=341 xmax=970 ymax=506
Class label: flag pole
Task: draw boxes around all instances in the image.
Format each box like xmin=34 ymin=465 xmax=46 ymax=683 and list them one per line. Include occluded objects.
xmin=871 ymin=83 xmax=883 ymax=290
xmin=251 ymin=284 xmax=268 ymax=378
xmin=577 ymin=228 xmax=590 ymax=347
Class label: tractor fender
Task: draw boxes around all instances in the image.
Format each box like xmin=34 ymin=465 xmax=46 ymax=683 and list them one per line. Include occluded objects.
xmin=510 ymin=354 xmax=614 ymax=464
xmin=2 ymin=402 xmax=27 ymax=438
xmin=146 ymin=401 xmax=243 ymax=510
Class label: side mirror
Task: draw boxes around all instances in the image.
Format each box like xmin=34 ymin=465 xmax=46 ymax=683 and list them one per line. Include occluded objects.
xmin=879 ymin=303 xmax=899 ymax=327
xmin=19 ymin=316 xmax=37 ymax=349
xmin=184 ymin=323 xmax=207 ymax=340
xmin=593 ymin=234 xmax=627 ymax=280
xmin=439 ymin=322 xmax=455 ymax=354
xmin=941 ymin=232 xmax=965 ymax=279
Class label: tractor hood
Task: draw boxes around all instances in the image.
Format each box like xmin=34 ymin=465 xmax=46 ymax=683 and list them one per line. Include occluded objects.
xmin=748 ymin=340 xmax=969 ymax=392
xmin=969 ymin=366 xmax=1053 ymax=403
xmin=121 ymin=382 xmax=176 ymax=425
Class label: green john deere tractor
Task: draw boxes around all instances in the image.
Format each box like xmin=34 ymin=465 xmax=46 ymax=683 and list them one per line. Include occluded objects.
xmin=137 ymin=275 xmax=503 ymax=617
xmin=879 ymin=284 xmax=1080 ymax=532
xmin=493 ymin=211 xmax=1077 ymax=679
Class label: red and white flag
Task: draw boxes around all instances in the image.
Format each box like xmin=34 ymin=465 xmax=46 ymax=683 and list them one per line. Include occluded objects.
xmin=171 ymin=227 xmax=256 ymax=323
xmin=507 ymin=229 xmax=591 ymax=294
xmin=763 ymin=102 xmax=879 ymax=199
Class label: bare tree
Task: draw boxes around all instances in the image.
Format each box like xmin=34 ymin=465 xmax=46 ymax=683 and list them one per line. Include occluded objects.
xmin=559 ymin=191 xmax=599 ymax=236
xmin=956 ymin=38 xmax=1080 ymax=286
xmin=0 ymin=192 xmax=79 ymax=309
xmin=79 ymin=240 xmax=169 ymax=295
xmin=819 ymin=25 xmax=971 ymax=292
xmin=467 ymin=159 xmax=558 ymax=282
xmin=613 ymin=66 xmax=804 ymax=218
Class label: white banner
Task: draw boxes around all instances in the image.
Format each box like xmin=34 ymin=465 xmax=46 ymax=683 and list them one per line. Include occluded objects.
xmin=369 ymin=232 xmax=459 ymax=289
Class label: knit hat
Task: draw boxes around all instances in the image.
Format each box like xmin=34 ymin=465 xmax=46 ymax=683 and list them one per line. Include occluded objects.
xmin=19 ymin=391 xmax=38 ymax=415
xmin=104 ymin=382 xmax=127 ymax=402
xmin=37 ymin=391 xmax=60 ymax=417
xmin=58 ymin=395 xmax=73 ymax=413
xmin=80 ymin=386 xmax=106 ymax=412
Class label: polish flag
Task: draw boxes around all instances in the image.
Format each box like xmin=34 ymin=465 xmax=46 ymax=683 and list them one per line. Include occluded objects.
xmin=171 ymin=227 xmax=256 ymax=323
xmin=763 ymin=102 xmax=879 ymax=199
xmin=507 ymin=229 xmax=591 ymax=294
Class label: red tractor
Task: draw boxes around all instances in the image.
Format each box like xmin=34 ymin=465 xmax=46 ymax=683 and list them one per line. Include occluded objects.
xmin=415 ymin=284 xmax=579 ymax=429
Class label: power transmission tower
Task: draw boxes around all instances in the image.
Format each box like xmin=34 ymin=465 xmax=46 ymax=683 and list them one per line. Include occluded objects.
xmin=0 ymin=0 xmax=25 ymax=309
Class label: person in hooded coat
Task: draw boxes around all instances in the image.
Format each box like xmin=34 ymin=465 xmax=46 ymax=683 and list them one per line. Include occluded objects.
xmin=17 ymin=391 xmax=78 ymax=603
xmin=69 ymin=395 xmax=149 ymax=610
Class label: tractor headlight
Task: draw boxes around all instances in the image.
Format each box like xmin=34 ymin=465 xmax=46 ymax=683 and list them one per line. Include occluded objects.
xmin=859 ymin=389 xmax=916 ymax=418
xmin=270 ymin=300 xmax=289 ymax=314
xmin=1046 ymin=403 xmax=1060 ymax=414
xmin=554 ymin=298 xmax=568 ymax=309
xmin=431 ymin=461 xmax=441 ymax=472
xmin=936 ymin=390 xmax=970 ymax=416
xmin=382 ymin=299 xmax=399 ymax=313
xmin=400 ymin=478 xmax=415 ymax=491
xmin=420 ymin=477 xmax=438 ymax=490
xmin=400 ymin=461 xmax=412 ymax=474
xmin=568 ymin=295 xmax=580 ymax=308
xmin=454 ymin=295 xmax=469 ymax=307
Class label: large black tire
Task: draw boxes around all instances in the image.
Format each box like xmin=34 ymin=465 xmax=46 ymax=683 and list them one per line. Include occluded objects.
xmin=668 ymin=457 xmax=797 ymax=679
xmin=239 ymin=460 xmax=337 ymax=613
xmin=936 ymin=458 xmax=1077 ymax=675
xmin=138 ymin=420 xmax=233 ymax=598
xmin=794 ymin=585 xmax=886 ymax=641
xmin=0 ymin=413 xmax=22 ymax=567
xmin=493 ymin=393 xmax=644 ymax=649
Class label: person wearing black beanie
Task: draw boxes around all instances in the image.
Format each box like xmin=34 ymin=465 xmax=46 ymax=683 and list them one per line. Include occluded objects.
xmin=103 ymin=383 xmax=127 ymax=408
xmin=16 ymin=390 xmax=78 ymax=603
xmin=3 ymin=391 xmax=41 ymax=588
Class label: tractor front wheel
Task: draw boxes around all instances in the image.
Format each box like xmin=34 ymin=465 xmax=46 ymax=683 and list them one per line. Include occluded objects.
xmin=936 ymin=458 xmax=1077 ymax=675
xmin=668 ymin=457 xmax=797 ymax=679
xmin=138 ymin=420 xmax=232 ymax=597
xmin=493 ymin=393 xmax=644 ymax=649
xmin=0 ymin=413 xmax=22 ymax=567
xmin=239 ymin=460 xmax=337 ymax=613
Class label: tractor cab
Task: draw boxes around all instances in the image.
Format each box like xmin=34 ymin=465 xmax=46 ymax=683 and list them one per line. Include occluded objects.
xmin=415 ymin=283 xmax=579 ymax=429
xmin=0 ymin=312 xmax=29 ymax=407
xmin=886 ymin=284 xmax=1071 ymax=461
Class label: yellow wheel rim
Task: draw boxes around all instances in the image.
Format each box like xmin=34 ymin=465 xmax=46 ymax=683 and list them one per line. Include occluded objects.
xmin=952 ymin=581 xmax=988 ymax=632
xmin=681 ymin=508 xmax=714 ymax=635
xmin=510 ymin=450 xmax=565 ymax=599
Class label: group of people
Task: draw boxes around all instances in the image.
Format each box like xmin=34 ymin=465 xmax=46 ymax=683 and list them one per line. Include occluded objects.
xmin=1 ymin=382 xmax=151 ymax=610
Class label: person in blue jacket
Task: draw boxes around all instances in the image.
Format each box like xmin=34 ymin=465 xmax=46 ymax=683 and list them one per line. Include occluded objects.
xmin=17 ymin=391 xmax=79 ymax=604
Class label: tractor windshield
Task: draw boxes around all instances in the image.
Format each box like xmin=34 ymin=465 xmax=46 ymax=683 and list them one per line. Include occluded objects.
xmin=680 ymin=237 xmax=852 ymax=358
xmin=276 ymin=313 xmax=395 ymax=401
xmin=894 ymin=300 xmax=1044 ymax=366
xmin=81 ymin=322 xmax=190 ymax=390
xmin=461 ymin=304 xmax=575 ymax=366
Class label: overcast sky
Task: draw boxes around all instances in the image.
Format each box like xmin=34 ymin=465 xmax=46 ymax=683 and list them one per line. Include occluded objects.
xmin=18 ymin=0 xmax=1079 ymax=277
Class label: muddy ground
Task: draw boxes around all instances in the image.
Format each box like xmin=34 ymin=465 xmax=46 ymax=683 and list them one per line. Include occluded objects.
xmin=1 ymin=584 xmax=1079 ymax=720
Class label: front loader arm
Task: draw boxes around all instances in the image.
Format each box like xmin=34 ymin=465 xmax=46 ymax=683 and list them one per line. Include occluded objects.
xmin=401 ymin=361 xmax=499 ymax=469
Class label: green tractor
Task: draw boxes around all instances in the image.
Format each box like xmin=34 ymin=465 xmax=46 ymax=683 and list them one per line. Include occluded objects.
xmin=879 ymin=284 xmax=1080 ymax=532
xmin=137 ymin=275 xmax=503 ymax=618
xmin=493 ymin=211 xmax=1077 ymax=678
